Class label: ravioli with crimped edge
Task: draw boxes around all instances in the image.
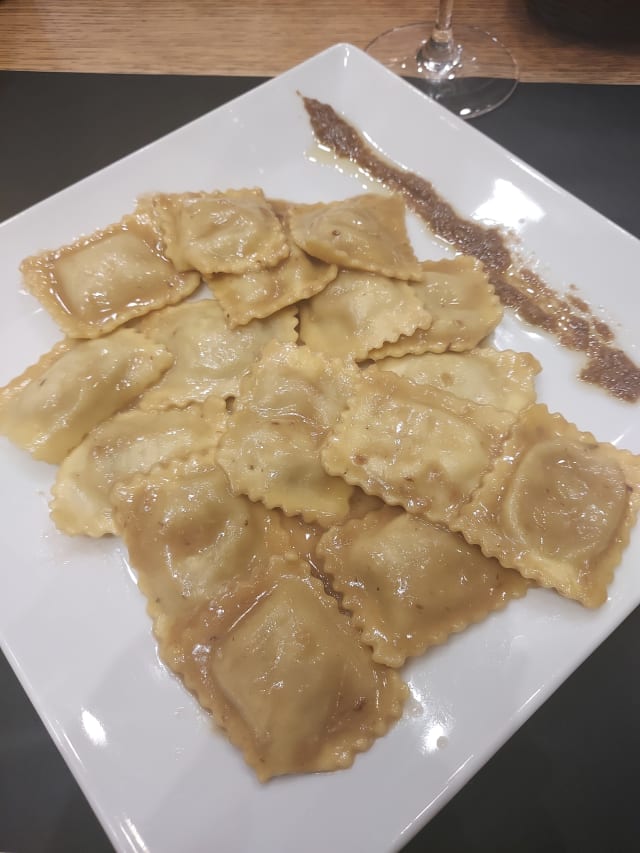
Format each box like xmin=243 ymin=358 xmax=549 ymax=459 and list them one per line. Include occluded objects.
xmin=453 ymin=404 xmax=640 ymax=607
xmin=148 ymin=187 xmax=289 ymax=275
xmin=321 ymin=366 xmax=515 ymax=525
xmin=369 ymin=256 xmax=503 ymax=359
xmin=161 ymin=554 xmax=408 ymax=781
xmin=299 ymin=268 xmax=432 ymax=361
xmin=51 ymin=398 xmax=227 ymax=537
xmin=375 ymin=348 xmax=541 ymax=414
xmin=288 ymin=193 xmax=422 ymax=280
xmin=318 ymin=505 xmax=530 ymax=667
xmin=111 ymin=451 xmax=295 ymax=643
xmin=0 ymin=329 xmax=173 ymax=464
xmin=20 ymin=215 xmax=201 ymax=339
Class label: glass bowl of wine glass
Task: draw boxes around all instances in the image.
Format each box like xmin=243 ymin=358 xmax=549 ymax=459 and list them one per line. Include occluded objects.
xmin=366 ymin=1 xmax=519 ymax=119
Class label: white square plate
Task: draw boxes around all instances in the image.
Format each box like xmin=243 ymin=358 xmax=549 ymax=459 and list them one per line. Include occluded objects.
xmin=1 ymin=44 xmax=639 ymax=853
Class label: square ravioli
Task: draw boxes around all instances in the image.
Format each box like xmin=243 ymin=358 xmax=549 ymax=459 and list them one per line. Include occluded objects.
xmin=216 ymin=342 xmax=362 ymax=525
xmin=298 ymin=269 xmax=432 ymax=361
xmin=20 ymin=217 xmax=201 ymax=338
xmin=162 ymin=556 xmax=408 ymax=781
xmin=375 ymin=348 xmax=541 ymax=413
xmin=111 ymin=452 xmax=294 ymax=641
xmin=321 ymin=367 xmax=515 ymax=525
xmin=149 ymin=188 xmax=289 ymax=275
xmin=369 ymin=256 xmax=502 ymax=359
xmin=206 ymin=199 xmax=338 ymax=327
xmin=50 ymin=398 xmax=227 ymax=537
xmin=454 ymin=404 xmax=640 ymax=607
xmin=318 ymin=506 xmax=529 ymax=667
xmin=134 ymin=297 xmax=298 ymax=407
xmin=288 ymin=193 xmax=422 ymax=280
xmin=0 ymin=329 xmax=173 ymax=463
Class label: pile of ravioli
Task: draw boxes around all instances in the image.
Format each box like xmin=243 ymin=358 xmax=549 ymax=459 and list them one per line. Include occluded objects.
xmin=2 ymin=188 xmax=639 ymax=781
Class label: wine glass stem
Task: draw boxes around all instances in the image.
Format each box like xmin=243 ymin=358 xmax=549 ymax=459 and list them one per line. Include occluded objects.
xmin=417 ymin=0 xmax=461 ymax=71
xmin=433 ymin=0 xmax=455 ymax=41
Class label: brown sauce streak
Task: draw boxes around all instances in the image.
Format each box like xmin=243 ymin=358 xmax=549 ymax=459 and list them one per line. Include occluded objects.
xmin=568 ymin=293 xmax=590 ymax=313
xmin=303 ymin=96 xmax=640 ymax=404
xmin=594 ymin=319 xmax=615 ymax=343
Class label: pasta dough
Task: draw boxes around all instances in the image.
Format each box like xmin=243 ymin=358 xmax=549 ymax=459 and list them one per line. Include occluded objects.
xmin=50 ymin=398 xmax=227 ymax=537
xmin=162 ymin=555 xmax=408 ymax=780
xmin=134 ymin=297 xmax=298 ymax=407
xmin=289 ymin=193 xmax=422 ymax=280
xmin=321 ymin=367 xmax=515 ymax=525
xmin=319 ymin=506 xmax=529 ymax=667
xmin=0 ymin=329 xmax=173 ymax=463
xmin=150 ymin=188 xmax=289 ymax=275
xmin=299 ymin=269 xmax=432 ymax=361
xmin=369 ymin=256 xmax=502 ymax=359
xmin=376 ymin=348 xmax=541 ymax=413
xmin=20 ymin=218 xmax=201 ymax=338
xmin=217 ymin=342 xmax=362 ymax=525
xmin=455 ymin=405 xmax=640 ymax=606
xmin=206 ymin=199 xmax=338 ymax=327
xmin=111 ymin=452 xmax=294 ymax=640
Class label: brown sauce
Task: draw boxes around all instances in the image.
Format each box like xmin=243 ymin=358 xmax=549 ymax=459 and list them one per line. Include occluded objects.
xmin=303 ymin=96 xmax=640 ymax=404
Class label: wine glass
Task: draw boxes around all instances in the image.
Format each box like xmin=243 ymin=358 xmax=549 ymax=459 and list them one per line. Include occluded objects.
xmin=366 ymin=1 xmax=518 ymax=119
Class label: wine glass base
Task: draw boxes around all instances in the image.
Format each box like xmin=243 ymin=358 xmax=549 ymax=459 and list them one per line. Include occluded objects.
xmin=366 ymin=23 xmax=519 ymax=119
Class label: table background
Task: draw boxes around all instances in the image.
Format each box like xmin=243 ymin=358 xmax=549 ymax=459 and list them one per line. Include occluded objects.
xmin=0 ymin=0 xmax=639 ymax=849
xmin=0 ymin=0 xmax=639 ymax=83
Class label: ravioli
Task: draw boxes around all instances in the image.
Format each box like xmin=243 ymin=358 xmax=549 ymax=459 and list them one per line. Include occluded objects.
xmin=162 ymin=556 xmax=408 ymax=781
xmin=289 ymin=194 xmax=422 ymax=280
xmin=206 ymin=199 xmax=338 ymax=327
xmin=6 ymin=181 xmax=640 ymax=786
xmin=216 ymin=342 xmax=362 ymax=525
xmin=299 ymin=269 xmax=432 ymax=361
xmin=455 ymin=405 xmax=640 ymax=607
xmin=0 ymin=329 xmax=173 ymax=463
xmin=134 ymin=297 xmax=298 ymax=407
xmin=20 ymin=217 xmax=201 ymax=338
xmin=369 ymin=256 xmax=502 ymax=359
xmin=321 ymin=367 xmax=515 ymax=525
xmin=111 ymin=452 xmax=293 ymax=641
xmin=319 ymin=506 xmax=529 ymax=667
xmin=376 ymin=348 xmax=541 ymax=413
xmin=150 ymin=188 xmax=289 ymax=275
xmin=50 ymin=398 xmax=227 ymax=537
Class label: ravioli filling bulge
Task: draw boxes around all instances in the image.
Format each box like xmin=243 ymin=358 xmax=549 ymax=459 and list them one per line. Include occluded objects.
xmin=503 ymin=438 xmax=628 ymax=565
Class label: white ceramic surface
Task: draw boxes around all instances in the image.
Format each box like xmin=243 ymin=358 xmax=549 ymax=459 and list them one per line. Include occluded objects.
xmin=0 ymin=44 xmax=639 ymax=853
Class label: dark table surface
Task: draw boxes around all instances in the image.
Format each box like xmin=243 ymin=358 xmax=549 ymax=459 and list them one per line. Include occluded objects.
xmin=0 ymin=73 xmax=639 ymax=853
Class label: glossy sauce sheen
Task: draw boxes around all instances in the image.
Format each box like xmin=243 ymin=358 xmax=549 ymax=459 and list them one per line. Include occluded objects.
xmin=303 ymin=97 xmax=640 ymax=403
